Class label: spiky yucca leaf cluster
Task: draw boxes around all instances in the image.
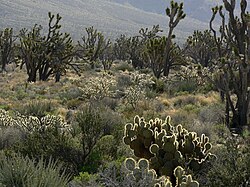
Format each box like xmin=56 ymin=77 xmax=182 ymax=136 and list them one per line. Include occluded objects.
xmin=123 ymin=115 xmax=215 ymax=182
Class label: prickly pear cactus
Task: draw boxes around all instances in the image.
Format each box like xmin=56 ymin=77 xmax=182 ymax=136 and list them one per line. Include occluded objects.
xmin=123 ymin=115 xmax=173 ymax=159
xmin=123 ymin=115 xmax=215 ymax=183
xmin=174 ymin=166 xmax=199 ymax=187
xmin=124 ymin=158 xmax=199 ymax=187
xmin=124 ymin=158 xmax=158 ymax=186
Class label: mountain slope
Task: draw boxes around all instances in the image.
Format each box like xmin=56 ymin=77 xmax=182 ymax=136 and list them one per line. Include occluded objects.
xmin=109 ymin=0 xmax=222 ymax=22
xmin=1 ymin=0 xmax=210 ymax=41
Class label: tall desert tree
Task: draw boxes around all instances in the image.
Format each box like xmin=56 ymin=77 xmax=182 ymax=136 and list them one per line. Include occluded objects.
xmin=184 ymin=30 xmax=218 ymax=67
xmin=113 ymin=34 xmax=131 ymax=61
xmin=0 ymin=28 xmax=14 ymax=72
xmin=142 ymin=1 xmax=185 ymax=78
xmin=78 ymin=26 xmax=111 ymax=69
xmin=163 ymin=0 xmax=186 ymax=77
xmin=19 ymin=13 xmax=75 ymax=82
xmin=208 ymin=0 xmax=250 ymax=128
xmin=142 ymin=36 xmax=184 ymax=79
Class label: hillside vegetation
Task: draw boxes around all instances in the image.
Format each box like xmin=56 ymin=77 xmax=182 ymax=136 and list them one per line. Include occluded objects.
xmin=0 ymin=0 xmax=249 ymax=186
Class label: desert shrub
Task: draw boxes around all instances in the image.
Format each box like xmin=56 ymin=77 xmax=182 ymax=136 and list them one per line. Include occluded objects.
xmin=73 ymin=105 xmax=107 ymax=163
xmin=17 ymin=100 xmax=54 ymax=118
xmin=81 ymin=135 xmax=118 ymax=173
xmin=0 ymin=127 xmax=25 ymax=150
xmin=70 ymin=171 xmax=98 ymax=187
xmin=199 ymin=103 xmax=224 ymax=124
xmin=15 ymin=89 xmax=28 ymax=101
xmin=0 ymin=153 xmax=70 ymax=187
xmin=170 ymin=109 xmax=196 ymax=125
xmin=0 ymin=104 xmax=10 ymax=111
xmin=116 ymin=73 xmax=132 ymax=89
xmin=14 ymin=116 xmax=82 ymax=175
xmin=152 ymin=78 xmax=166 ymax=93
xmin=172 ymin=95 xmax=198 ymax=107
xmin=184 ymin=120 xmax=231 ymax=144
xmin=166 ymin=64 xmax=207 ymax=96
xmin=206 ymin=137 xmax=250 ymax=187
xmin=98 ymin=97 xmax=119 ymax=111
xmin=114 ymin=61 xmax=134 ymax=72
xmin=59 ymin=87 xmax=83 ymax=100
xmin=182 ymin=104 xmax=200 ymax=114
xmin=66 ymin=98 xmax=83 ymax=110
xmin=174 ymin=79 xmax=198 ymax=94
xmin=139 ymin=68 xmax=152 ymax=74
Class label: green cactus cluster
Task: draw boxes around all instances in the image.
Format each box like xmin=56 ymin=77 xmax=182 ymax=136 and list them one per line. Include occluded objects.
xmin=124 ymin=158 xmax=199 ymax=187
xmin=123 ymin=115 xmax=215 ymax=182
xmin=125 ymin=158 xmax=157 ymax=184
xmin=154 ymin=166 xmax=199 ymax=187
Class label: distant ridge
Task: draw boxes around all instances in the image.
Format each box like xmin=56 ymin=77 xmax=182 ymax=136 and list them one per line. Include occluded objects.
xmin=1 ymin=0 xmax=215 ymax=42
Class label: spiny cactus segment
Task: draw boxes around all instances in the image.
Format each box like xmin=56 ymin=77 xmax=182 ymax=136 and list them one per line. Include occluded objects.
xmin=124 ymin=158 xmax=199 ymax=187
xmin=123 ymin=115 xmax=215 ymax=182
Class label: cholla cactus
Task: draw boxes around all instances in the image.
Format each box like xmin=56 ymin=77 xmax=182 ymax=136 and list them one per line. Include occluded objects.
xmin=0 ymin=109 xmax=16 ymax=127
xmin=79 ymin=72 xmax=117 ymax=100
xmin=172 ymin=64 xmax=206 ymax=86
xmin=0 ymin=109 xmax=71 ymax=133
xmin=129 ymin=71 xmax=155 ymax=89
xmin=123 ymin=71 xmax=155 ymax=108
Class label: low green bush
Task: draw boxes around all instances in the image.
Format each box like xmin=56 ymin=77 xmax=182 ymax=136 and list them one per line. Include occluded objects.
xmin=17 ymin=100 xmax=54 ymax=118
xmin=114 ymin=61 xmax=134 ymax=72
xmin=206 ymin=137 xmax=250 ymax=187
xmin=0 ymin=153 xmax=70 ymax=187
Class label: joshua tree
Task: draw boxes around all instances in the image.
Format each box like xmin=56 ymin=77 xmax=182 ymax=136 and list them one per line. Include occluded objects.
xmin=19 ymin=13 xmax=75 ymax=82
xmin=113 ymin=34 xmax=131 ymax=61
xmin=184 ymin=30 xmax=218 ymax=67
xmin=78 ymin=26 xmax=111 ymax=69
xmin=142 ymin=1 xmax=185 ymax=78
xmin=163 ymin=0 xmax=186 ymax=77
xmin=208 ymin=0 xmax=250 ymax=128
xmin=0 ymin=28 xmax=14 ymax=72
